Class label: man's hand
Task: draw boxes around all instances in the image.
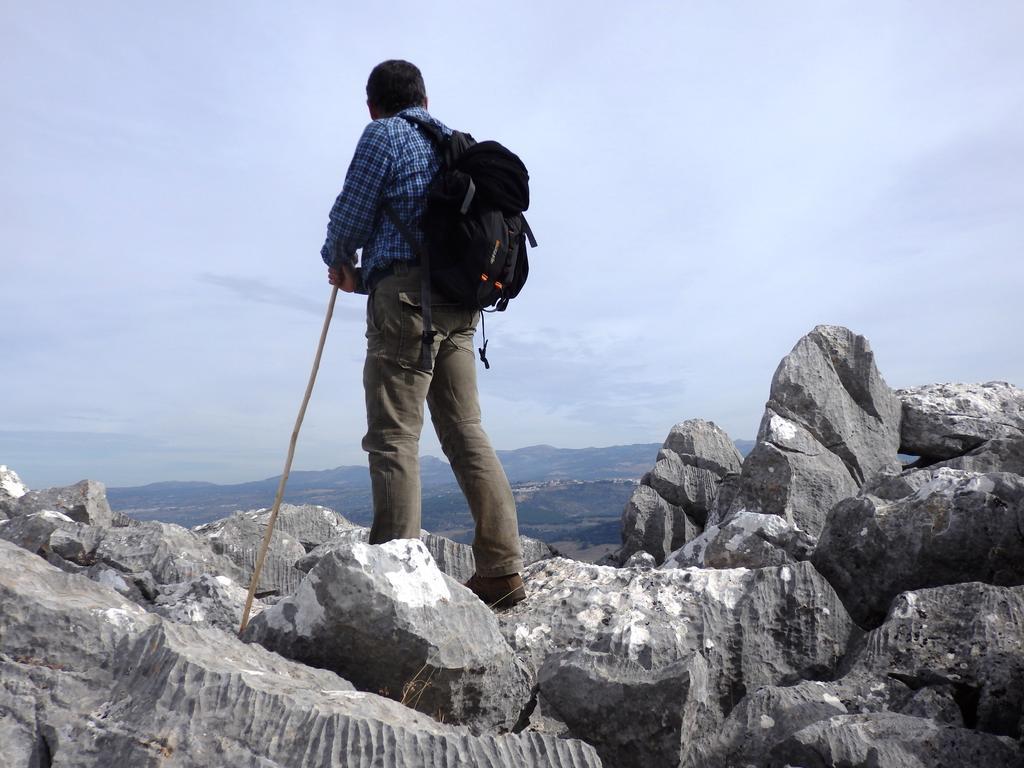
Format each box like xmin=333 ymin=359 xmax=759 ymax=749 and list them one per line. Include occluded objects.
xmin=328 ymin=262 xmax=357 ymax=293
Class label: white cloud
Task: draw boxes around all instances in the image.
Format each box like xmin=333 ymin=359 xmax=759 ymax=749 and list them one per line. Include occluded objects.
xmin=2 ymin=1 xmax=1022 ymax=485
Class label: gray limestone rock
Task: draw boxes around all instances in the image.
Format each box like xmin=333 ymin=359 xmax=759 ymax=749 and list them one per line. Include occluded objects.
xmin=45 ymin=519 xmax=248 ymax=587
xmin=617 ymin=420 xmax=743 ymax=564
xmin=851 ymin=582 xmax=1024 ymax=738
xmin=767 ymin=325 xmax=903 ymax=485
xmin=897 ymin=381 xmax=1024 ymax=460
xmin=770 ymin=713 xmax=1022 ymax=768
xmin=0 ymin=539 xmax=602 ymax=768
xmin=647 ymin=419 xmax=743 ymax=525
xmin=193 ymin=509 xmax=308 ymax=596
xmin=422 ymin=530 xmax=553 ymax=583
xmin=0 ymin=511 xmax=166 ymax=604
xmin=0 ymin=509 xmax=77 ymax=555
xmin=0 ymin=678 xmax=47 ymax=768
xmin=297 ymin=526 xmax=554 ymax=583
xmin=538 ymin=649 xmax=710 ymax=768
xmin=0 ymin=464 xmax=28 ymax=507
xmin=812 ymin=469 xmax=1024 ymax=627
xmin=197 ymin=502 xmax=357 ymax=551
xmin=296 ymin=526 xmax=371 ymax=571
xmin=244 ymin=538 xmax=533 ymax=732
xmin=45 ymin=554 xmax=158 ymax=604
xmin=617 ymin=483 xmax=699 ymax=565
xmin=501 ymin=557 xmax=855 ymax=744
xmin=899 ymin=685 xmax=964 ymax=726
xmin=705 ymin=471 xmax=741 ymax=527
xmin=684 ymin=679 xmax=856 ymax=768
xmin=519 ymin=535 xmax=557 ymax=569
xmin=726 ymin=326 xmax=902 ymax=535
xmin=421 ymin=530 xmax=485 ymax=583
xmin=252 ymin=502 xmax=357 ymax=550
xmin=681 ymin=669 xmax=975 ymax=767
xmin=0 ymin=479 xmax=116 ymax=528
xmin=623 ymin=550 xmax=657 ymax=569
xmin=689 ymin=582 xmax=1019 ymax=763
xmin=662 ymin=510 xmax=816 ymax=569
xmin=662 ymin=419 xmax=745 ymax=477
xmin=0 ymin=540 xmax=161 ymax=673
xmin=931 ymin=435 xmax=1024 ymax=475
xmin=860 ymin=466 xmax=946 ymax=501
xmin=727 ymin=411 xmax=859 ymax=535
xmin=153 ymin=572 xmax=259 ymax=633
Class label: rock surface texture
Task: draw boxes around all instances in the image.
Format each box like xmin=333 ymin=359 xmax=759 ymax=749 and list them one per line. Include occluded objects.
xmin=0 ymin=478 xmax=118 ymax=528
xmin=647 ymin=419 xmax=744 ymax=525
xmin=662 ymin=510 xmax=817 ymax=570
xmin=618 ymin=419 xmax=741 ymax=563
xmin=0 ymin=538 xmax=602 ymax=767
xmin=500 ymin=557 xmax=855 ymax=767
xmin=0 ymin=464 xmax=28 ymax=508
xmin=727 ymin=325 xmax=902 ymax=535
xmin=243 ymin=538 xmax=533 ymax=732
xmin=617 ymin=484 xmax=698 ymax=565
xmin=812 ymin=468 xmax=1024 ymax=626
xmin=194 ymin=508 xmax=308 ymax=595
xmin=850 ymin=582 xmax=1024 ymax=738
xmin=897 ymin=381 xmax=1024 ymax=460
xmin=297 ymin=526 xmax=553 ymax=583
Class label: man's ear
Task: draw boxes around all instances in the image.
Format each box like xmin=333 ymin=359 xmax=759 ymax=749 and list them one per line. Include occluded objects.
xmin=367 ymin=100 xmax=382 ymax=120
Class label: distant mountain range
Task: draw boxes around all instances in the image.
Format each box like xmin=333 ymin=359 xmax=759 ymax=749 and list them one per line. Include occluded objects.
xmin=108 ymin=440 xmax=754 ymax=561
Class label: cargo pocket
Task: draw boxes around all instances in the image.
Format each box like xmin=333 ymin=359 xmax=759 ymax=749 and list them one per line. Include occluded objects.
xmin=397 ymin=291 xmax=471 ymax=369
xmin=397 ymin=292 xmax=434 ymax=370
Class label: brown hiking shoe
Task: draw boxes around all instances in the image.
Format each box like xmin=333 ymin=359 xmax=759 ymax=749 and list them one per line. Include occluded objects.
xmin=464 ymin=572 xmax=526 ymax=609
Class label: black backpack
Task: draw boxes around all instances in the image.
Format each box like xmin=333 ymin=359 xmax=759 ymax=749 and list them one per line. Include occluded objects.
xmin=383 ymin=115 xmax=536 ymax=371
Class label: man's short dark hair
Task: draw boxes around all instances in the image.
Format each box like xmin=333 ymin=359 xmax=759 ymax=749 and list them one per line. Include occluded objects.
xmin=366 ymin=60 xmax=427 ymax=116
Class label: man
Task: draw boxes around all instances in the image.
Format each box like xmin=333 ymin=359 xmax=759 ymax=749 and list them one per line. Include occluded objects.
xmin=320 ymin=60 xmax=526 ymax=607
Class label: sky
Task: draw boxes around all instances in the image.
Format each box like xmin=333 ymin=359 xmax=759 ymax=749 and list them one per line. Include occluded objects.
xmin=2 ymin=1 xmax=1023 ymax=488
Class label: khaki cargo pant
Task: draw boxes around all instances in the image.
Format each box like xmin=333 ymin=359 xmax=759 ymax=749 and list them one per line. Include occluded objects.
xmin=362 ymin=263 xmax=523 ymax=577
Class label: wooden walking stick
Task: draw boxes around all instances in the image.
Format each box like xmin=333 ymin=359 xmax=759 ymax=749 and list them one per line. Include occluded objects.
xmin=239 ymin=285 xmax=339 ymax=635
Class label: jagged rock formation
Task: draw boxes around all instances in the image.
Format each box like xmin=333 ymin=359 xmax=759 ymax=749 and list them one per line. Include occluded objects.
xmin=3 ymin=323 xmax=1024 ymax=767
xmin=647 ymin=419 xmax=744 ymax=525
xmin=812 ymin=468 xmax=1024 ymax=627
xmin=724 ymin=325 xmax=902 ymax=535
xmin=0 ymin=478 xmax=117 ymax=527
xmin=617 ymin=484 xmax=698 ymax=565
xmin=0 ymin=465 xmax=28 ymax=515
xmin=298 ymin=527 xmax=555 ymax=584
xmin=538 ymin=649 xmax=710 ymax=768
xmin=850 ymin=583 xmax=1024 ymax=737
xmin=0 ymin=539 xmax=602 ymax=767
xmin=617 ymin=419 xmax=741 ymax=564
xmin=243 ymin=539 xmax=533 ymax=732
xmin=194 ymin=507 xmax=310 ymax=595
xmin=686 ymin=580 xmax=1024 ymax=765
xmin=771 ymin=713 xmax=1022 ymax=768
xmin=897 ymin=381 xmax=1024 ymax=460
xmin=151 ymin=572 xmax=257 ymax=630
xmin=928 ymin=435 xmax=1024 ymax=475
xmin=0 ymin=508 xmax=247 ymax=594
xmin=661 ymin=510 xmax=816 ymax=569
xmin=499 ymin=557 xmax=855 ymax=767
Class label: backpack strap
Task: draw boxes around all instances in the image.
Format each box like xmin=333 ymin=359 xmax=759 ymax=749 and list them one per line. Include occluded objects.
xmin=521 ymin=215 xmax=538 ymax=248
xmin=398 ymin=114 xmax=446 ymax=147
xmin=382 ymin=202 xmax=436 ymax=372
xmin=378 ymin=114 xmax=454 ymax=373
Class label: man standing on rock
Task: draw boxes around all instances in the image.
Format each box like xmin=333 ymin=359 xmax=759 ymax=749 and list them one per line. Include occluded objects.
xmin=319 ymin=60 xmax=526 ymax=608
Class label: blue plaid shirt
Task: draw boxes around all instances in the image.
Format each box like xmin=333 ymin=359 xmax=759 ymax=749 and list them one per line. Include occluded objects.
xmin=320 ymin=106 xmax=450 ymax=287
